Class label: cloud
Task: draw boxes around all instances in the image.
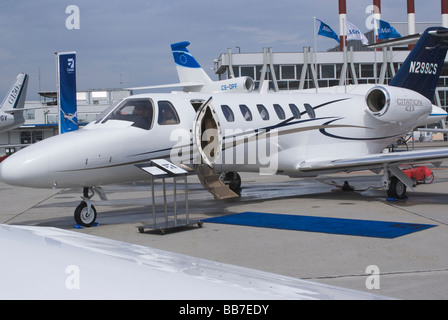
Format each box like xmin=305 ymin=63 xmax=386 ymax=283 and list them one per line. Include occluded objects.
xmin=0 ymin=0 xmax=442 ymax=100
xmin=225 ymin=26 xmax=303 ymax=47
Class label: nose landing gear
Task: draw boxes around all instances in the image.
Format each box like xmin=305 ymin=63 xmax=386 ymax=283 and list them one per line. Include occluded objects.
xmin=74 ymin=187 xmax=98 ymax=227
xmin=74 ymin=201 xmax=97 ymax=227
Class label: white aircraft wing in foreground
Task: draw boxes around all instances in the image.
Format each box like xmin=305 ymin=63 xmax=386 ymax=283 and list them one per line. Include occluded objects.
xmin=0 ymin=224 xmax=390 ymax=300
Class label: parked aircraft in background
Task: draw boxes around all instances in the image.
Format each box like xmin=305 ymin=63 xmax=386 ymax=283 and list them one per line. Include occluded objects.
xmin=2 ymin=27 xmax=448 ymax=228
xmin=0 ymin=73 xmax=29 ymax=132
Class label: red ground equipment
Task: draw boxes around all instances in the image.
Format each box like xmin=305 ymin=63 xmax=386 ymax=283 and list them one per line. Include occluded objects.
xmin=403 ymin=166 xmax=434 ymax=186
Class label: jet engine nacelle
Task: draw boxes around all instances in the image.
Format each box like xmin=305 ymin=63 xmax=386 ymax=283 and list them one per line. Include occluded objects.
xmin=215 ymin=77 xmax=255 ymax=93
xmin=365 ymin=86 xmax=432 ymax=123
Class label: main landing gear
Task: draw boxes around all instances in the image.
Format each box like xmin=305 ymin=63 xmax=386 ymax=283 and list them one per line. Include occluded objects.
xmin=386 ymin=176 xmax=407 ymax=199
xmin=220 ymin=171 xmax=242 ymax=195
xmin=74 ymin=187 xmax=98 ymax=227
xmin=382 ymin=167 xmax=413 ymax=200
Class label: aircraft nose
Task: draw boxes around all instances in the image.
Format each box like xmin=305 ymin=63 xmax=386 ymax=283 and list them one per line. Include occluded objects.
xmin=0 ymin=147 xmax=50 ymax=188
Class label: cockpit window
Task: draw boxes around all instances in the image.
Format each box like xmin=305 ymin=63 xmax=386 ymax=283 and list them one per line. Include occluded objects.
xmin=94 ymin=104 xmax=115 ymax=124
xmin=101 ymin=98 xmax=154 ymax=130
xmin=158 ymin=101 xmax=180 ymax=125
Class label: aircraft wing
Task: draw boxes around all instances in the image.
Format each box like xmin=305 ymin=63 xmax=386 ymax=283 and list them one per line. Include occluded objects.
xmin=417 ymin=128 xmax=448 ymax=133
xmin=0 ymin=224 xmax=390 ymax=300
xmin=298 ymin=148 xmax=448 ymax=173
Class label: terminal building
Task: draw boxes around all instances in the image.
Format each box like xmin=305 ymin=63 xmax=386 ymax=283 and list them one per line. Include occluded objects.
xmin=1 ymin=0 xmax=448 ymax=156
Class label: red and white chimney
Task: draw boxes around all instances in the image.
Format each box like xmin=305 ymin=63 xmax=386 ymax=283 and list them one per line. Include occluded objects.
xmin=442 ymin=0 xmax=448 ymax=28
xmin=339 ymin=0 xmax=347 ymax=50
xmin=407 ymin=0 xmax=416 ymax=50
xmin=407 ymin=0 xmax=416 ymax=35
xmin=373 ymin=0 xmax=381 ymax=48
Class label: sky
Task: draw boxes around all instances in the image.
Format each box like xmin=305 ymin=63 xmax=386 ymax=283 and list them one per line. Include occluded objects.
xmin=0 ymin=0 xmax=444 ymax=100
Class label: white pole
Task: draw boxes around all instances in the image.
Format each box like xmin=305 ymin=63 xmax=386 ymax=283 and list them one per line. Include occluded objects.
xmin=313 ymin=17 xmax=318 ymax=93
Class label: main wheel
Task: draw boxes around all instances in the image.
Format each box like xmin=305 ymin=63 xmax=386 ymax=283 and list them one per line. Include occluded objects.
xmin=221 ymin=172 xmax=241 ymax=194
xmin=387 ymin=176 xmax=407 ymax=199
xmin=74 ymin=201 xmax=97 ymax=227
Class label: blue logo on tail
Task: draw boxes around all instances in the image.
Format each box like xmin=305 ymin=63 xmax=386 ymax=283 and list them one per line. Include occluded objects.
xmin=171 ymin=41 xmax=201 ymax=69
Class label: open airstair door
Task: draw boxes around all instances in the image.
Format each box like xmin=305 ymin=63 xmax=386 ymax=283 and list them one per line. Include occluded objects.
xmin=193 ymin=97 xmax=239 ymax=200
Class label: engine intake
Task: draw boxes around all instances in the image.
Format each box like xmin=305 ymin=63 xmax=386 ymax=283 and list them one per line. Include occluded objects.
xmin=365 ymin=85 xmax=432 ymax=123
xmin=366 ymin=87 xmax=390 ymax=116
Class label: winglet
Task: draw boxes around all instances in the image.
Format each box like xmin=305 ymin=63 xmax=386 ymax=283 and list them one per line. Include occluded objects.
xmin=0 ymin=73 xmax=29 ymax=112
xmin=390 ymin=27 xmax=448 ymax=101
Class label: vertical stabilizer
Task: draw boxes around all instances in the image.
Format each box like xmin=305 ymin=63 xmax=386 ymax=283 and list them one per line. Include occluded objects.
xmin=170 ymin=42 xmax=255 ymax=93
xmin=0 ymin=73 xmax=28 ymax=111
xmin=390 ymin=27 xmax=448 ymax=101
xmin=171 ymin=41 xmax=212 ymax=91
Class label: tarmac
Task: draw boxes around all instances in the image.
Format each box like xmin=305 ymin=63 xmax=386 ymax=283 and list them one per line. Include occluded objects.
xmin=1 ymin=141 xmax=448 ymax=300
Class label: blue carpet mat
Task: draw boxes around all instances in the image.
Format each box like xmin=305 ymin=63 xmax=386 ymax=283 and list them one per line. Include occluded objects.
xmin=203 ymin=212 xmax=436 ymax=238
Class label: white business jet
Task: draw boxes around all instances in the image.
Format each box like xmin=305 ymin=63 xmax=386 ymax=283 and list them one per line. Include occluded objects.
xmin=0 ymin=73 xmax=29 ymax=132
xmin=2 ymin=27 xmax=448 ymax=228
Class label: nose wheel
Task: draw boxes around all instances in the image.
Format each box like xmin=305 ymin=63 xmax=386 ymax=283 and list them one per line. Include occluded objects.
xmin=74 ymin=201 xmax=97 ymax=227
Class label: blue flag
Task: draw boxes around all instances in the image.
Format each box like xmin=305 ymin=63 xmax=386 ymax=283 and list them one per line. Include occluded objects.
xmin=57 ymin=52 xmax=78 ymax=134
xmin=377 ymin=19 xmax=401 ymax=39
xmin=317 ymin=19 xmax=340 ymax=43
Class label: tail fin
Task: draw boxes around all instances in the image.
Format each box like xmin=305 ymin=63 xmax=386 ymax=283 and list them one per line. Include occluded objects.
xmin=0 ymin=73 xmax=29 ymax=112
xmin=171 ymin=41 xmax=212 ymax=89
xmin=170 ymin=42 xmax=255 ymax=94
xmin=390 ymin=27 xmax=448 ymax=101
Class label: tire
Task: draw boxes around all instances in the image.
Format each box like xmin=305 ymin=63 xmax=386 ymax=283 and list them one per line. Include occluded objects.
xmin=387 ymin=177 xmax=407 ymax=199
xmin=221 ymin=172 xmax=242 ymax=194
xmin=74 ymin=201 xmax=97 ymax=227
xmin=424 ymin=173 xmax=434 ymax=184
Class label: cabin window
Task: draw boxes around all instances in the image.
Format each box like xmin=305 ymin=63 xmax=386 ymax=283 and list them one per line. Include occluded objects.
xmin=102 ymin=98 xmax=154 ymax=130
xmin=304 ymin=103 xmax=316 ymax=119
xmin=273 ymin=104 xmax=286 ymax=120
xmin=257 ymin=104 xmax=270 ymax=120
xmin=289 ymin=104 xmax=301 ymax=119
xmin=158 ymin=101 xmax=180 ymax=125
xmin=239 ymin=104 xmax=252 ymax=121
xmin=221 ymin=105 xmax=235 ymax=122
